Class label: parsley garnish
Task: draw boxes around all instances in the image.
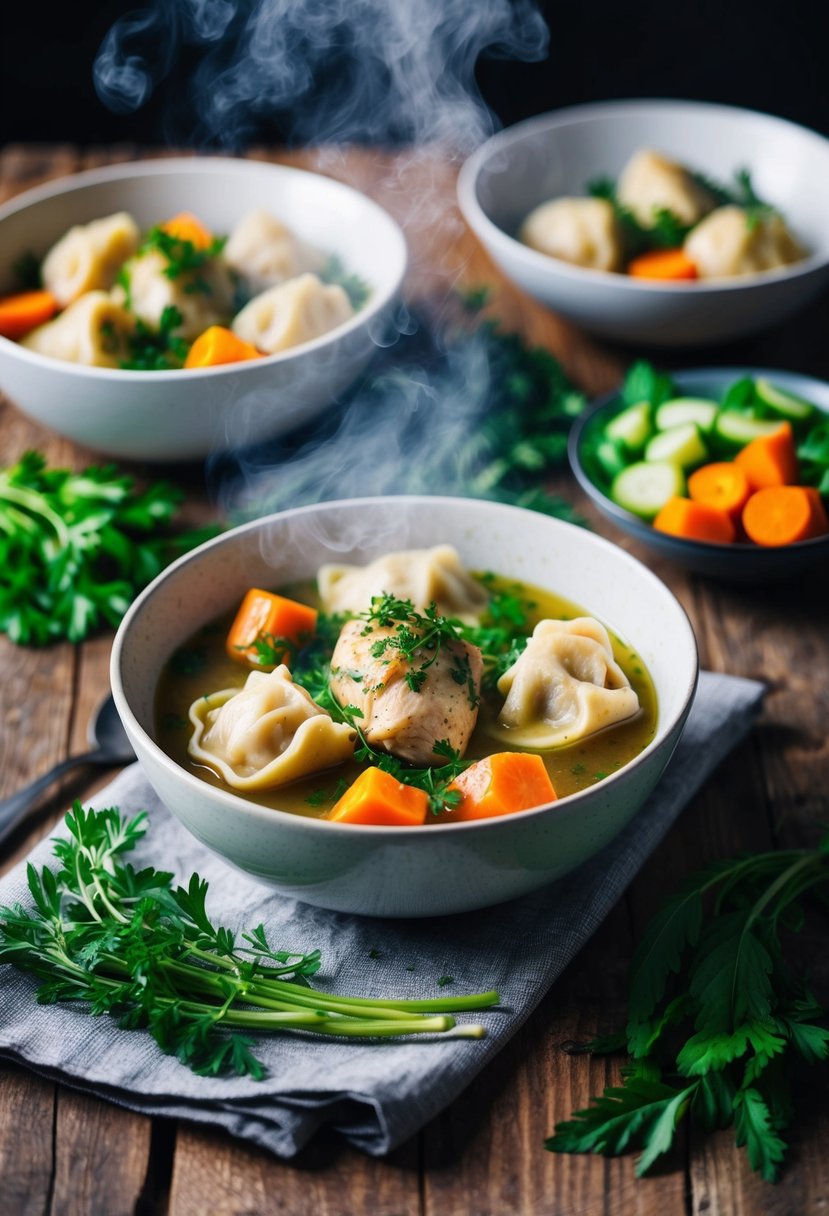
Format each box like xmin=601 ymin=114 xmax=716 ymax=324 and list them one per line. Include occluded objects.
xmin=0 ymin=452 xmax=217 ymax=645
xmin=321 ymin=254 xmax=370 ymax=310
xmin=121 ymin=305 xmax=190 ymax=372
xmin=0 ymin=805 xmax=499 ymax=1076
xmin=546 ymin=839 xmax=829 ymax=1182
xmin=359 ymin=593 xmax=477 ymax=706
xmin=140 ymin=227 xmax=227 ymax=294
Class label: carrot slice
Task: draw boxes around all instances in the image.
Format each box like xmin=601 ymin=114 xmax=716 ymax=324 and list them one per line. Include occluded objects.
xmin=653 ymin=496 xmax=736 ymax=544
xmin=734 ymin=422 xmax=799 ymax=491
xmin=0 ymin=290 xmax=59 ymax=340
xmin=226 ymin=589 xmax=318 ymax=668
xmin=628 ymin=249 xmax=698 ymax=281
xmin=742 ymin=485 xmax=829 ymax=546
xmin=328 ymin=767 xmax=429 ymax=827
xmin=687 ymin=462 xmax=751 ymax=520
xmin=443 ymin=753 xmax=557 ymax=821
xmin=184 ymin=326 xmax=262 ymax=369
xmin=160 ymin=211 xmax=214 ymax=250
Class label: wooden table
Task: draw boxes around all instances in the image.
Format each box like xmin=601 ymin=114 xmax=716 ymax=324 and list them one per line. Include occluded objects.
xmin=1 ymin=144 xmax=828 ymax=1216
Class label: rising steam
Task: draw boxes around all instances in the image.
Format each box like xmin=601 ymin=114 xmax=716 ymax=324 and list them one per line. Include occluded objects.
xmin=95 ymin=0 xmax=548 ymax=151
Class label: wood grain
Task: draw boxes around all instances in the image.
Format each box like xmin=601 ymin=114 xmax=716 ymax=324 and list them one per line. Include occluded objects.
xmin=0 ymin=143 xmax=827 ymax=1216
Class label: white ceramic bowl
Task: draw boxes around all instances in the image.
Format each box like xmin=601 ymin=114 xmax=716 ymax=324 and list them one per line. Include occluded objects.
xmin=458 ymin=100 xmax=829 ymax=347
xmin=0 ymin=158 xmax=407 ymax=461
xmin=111 ymin=496 xmax=698 ymax=918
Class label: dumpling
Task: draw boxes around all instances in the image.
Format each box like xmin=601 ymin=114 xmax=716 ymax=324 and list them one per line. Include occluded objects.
xmin=231 ymin=273 xmax=354 ymax=354
xmin=114 ymin=249 xmax=236 ymax=340
xmin=617 ymin=149 xmax=716 ymax=228
xmin=520 ymin=197 xmax=622 ymax=272
xmin=41 ymin=212 xmax=140 ymax=307
xmin=188 ymin=664 xmax=356 ymax=791
xmin=684 ymin=206 xmax=805 ymax=279
xmin=496 ymin=617 xmax=640 ymax=748
xmin=318 ymin=545 xmax=489 ymax=623
xmin=222 ymin=209 xmax=321 ymax=294
xmin=21 ymin=290 xmax=134 ymax=367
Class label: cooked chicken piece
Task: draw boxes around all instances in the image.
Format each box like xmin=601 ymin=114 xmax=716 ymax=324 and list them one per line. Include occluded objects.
xmin=329 ymin=618 xmax=483 ymax=766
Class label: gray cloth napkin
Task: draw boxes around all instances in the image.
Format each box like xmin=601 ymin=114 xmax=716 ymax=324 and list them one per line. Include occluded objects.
xmin=0 ymin=670 xmax=764 ymax=1158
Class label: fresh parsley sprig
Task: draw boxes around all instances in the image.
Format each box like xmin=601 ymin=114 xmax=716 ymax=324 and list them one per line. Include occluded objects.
xmin=0 ymin=452 xmax=217 ymax=645
xmin=0 ymin=804 xmax=500 ymax=1078
xmin=139 ymin=227 xmax=227 ymax=293
xmin=546 ymin=839 xmax=829 ymax=1182
xmin=120 ymin=304 xmax=190 ymax=371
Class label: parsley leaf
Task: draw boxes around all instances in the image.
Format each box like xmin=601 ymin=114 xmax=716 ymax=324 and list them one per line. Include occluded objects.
xmin=0 ymin=452 xmax=218 ymax=645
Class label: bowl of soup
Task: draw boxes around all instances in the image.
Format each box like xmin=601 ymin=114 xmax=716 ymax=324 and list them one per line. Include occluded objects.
xmin=0 ymin=157 xmax=407 ymax=461
xmin=458 ymin=100 xmax=829 ymax=346
xmin=111 ymin=496 xmax=698 ymax=917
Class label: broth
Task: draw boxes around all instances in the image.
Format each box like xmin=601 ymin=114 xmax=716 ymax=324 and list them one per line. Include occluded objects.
xmin=155 ymin=574 xmax=657 ymax=820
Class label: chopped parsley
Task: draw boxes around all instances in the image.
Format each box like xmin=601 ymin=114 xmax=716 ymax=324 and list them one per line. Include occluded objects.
xmin=121 ymin=305 xmax=190 ymax=372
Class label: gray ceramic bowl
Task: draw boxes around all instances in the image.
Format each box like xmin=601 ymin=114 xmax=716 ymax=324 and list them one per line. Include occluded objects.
xmin=570 ymin=367 xmax=829 ymax=581
xmin=111 ymin=496 xmax=698 ymax=918
xmin=458 ymin=100 xmax=829 ymax=346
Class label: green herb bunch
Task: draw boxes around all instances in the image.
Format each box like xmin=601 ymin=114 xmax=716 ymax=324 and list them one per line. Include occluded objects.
xmin=0 ymin=805 xmax=499 ymax=1079
xmin=0 ymin=452 xmax=216 ymax=645
xmin=546 ymin=839 xmax=829 ymax=1181
xmin=121 ymin=304 xmax=191 ymax=371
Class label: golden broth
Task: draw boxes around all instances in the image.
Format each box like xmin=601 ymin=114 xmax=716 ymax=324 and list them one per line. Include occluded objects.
xmin=154 ymin=574 xmax=657 ymax=820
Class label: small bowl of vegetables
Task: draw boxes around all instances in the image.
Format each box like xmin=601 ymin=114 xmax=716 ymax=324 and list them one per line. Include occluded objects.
xmin=570 ymin=362 xmax=829 ymax=581
xmin=458 ymin=100 xmax=829 ymax=346
xmin=0 ymin=158 xmax=407 ymax=462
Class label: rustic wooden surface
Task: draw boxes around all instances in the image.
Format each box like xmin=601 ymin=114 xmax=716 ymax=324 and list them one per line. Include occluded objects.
xmin=0 ymin=143 xmax=828 ymax=1216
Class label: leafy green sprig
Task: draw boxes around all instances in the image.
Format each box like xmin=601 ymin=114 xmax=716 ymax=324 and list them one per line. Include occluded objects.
xmin=546 ymin=839 xmax=829 ymax=1181
xmin=0 ymin=805 xmax=500 ymax=1078
xmin=139 ymin=227 xmax=227 ymax=294
xmin=0 ymin=452 xmax=217 ymax=645
xmin=120 ymin=304 xmax=191 ymax=371
xmin=321 ymin=254 xmax=371 ymax=311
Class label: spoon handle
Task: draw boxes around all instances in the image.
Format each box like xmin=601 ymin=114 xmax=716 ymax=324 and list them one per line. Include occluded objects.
xmin=0 ymin=749 xmax=106 ymax=846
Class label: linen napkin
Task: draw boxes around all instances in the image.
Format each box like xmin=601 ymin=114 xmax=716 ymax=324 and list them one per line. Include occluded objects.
xmin=0 ymin=670 xmax=764 ymax=1158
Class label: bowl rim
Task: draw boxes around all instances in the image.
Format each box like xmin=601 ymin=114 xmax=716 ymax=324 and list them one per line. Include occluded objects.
xmin=569 ymin=365 xmax=829 ymax=556
xmin=111 ymin=494 xmax=699 ymax=838
xmin=0 ymin=155 xmax=408 ymax=379
xmin=457 ymin=98 xmax=829 ymax=294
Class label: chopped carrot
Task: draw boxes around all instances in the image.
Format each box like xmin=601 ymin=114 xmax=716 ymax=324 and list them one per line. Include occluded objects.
xmin=184 ymin=326 xmax=262 ymax=369
xmin=160 ymin=211 xmax=214 ymax=250
xmin=687 ymin=462 xmax=751 ymax=521
xmin=742 ymin=485 xmax=829 ymax=546
xmin=225 ymin=589 xmax=318 ymax=668
xmin=735 ymin=422 xmax=799 ymax=491
xmin=653 ymin=496 xmax=736 ymax=544
xmin=443 ymin=753 xmax=557 ymax=822
xmin=628 ymin=249 xmax=698 ymax=281
xmin=328 ymin=767 xmax=429 ymax=827
xmin=0 ymin=290 xmax=59 ymax=340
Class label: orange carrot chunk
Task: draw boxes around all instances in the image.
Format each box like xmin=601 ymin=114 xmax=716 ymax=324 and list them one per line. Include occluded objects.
xmin=225 ymin=589 xmax=318 ymax=668
xmin=184 ymin=326 xmax=262 ymax=369
xmin=160 ymin=211 xmax=214 ymax=249
xmin=444 ymin=753 xmax=557 ymax=822
xmin=0 ymin=290 xmax=59 ymax=340
xmin=653 ymin=496 xmax=736 ymax=544
xmin=687 ymin=461 xmax=751 ymax=520
xmin=628 ymin=249 xmax=698 ymax=281
xmin=734 ymin=422 xmax=799 ymax=491
xmin=328 ymin=767 xmax=430 ymax=827
xmin=742 ymin=485 xmax=829 ymax=546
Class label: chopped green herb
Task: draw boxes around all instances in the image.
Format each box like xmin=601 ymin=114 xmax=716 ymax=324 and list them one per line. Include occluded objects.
xmin=321 ymin=254 xmax=370 ymax=311
xmin=121 ymin=305 xmax=190 ymax=372
xmin=438 ymin=976 xmax=454 ymax=987
xmin=139 ymin=226 xmax=227 ymax=290
xmin=570 ymin=763 xmax=586 ymax=776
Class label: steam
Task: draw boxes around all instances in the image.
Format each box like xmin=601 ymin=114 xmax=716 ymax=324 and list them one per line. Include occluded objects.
xmin=94 ymin=0 xmax=548 ymax=152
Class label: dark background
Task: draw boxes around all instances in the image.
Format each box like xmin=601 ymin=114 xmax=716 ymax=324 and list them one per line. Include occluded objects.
xmin=3 ymin=0 xmax=828 ymax=148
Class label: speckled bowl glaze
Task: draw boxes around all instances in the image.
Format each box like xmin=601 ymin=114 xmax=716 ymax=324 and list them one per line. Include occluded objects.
xmin=110 ymin=496 xmax=698 ymax=917
xmin=458 ymin=100 xmax=829 ymax=346
xmin=0 ymin=158 xmax=407 ymax=461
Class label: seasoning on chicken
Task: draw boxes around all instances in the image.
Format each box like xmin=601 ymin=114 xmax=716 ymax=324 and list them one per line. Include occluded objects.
xmin=328 ymin=598 xmax=483 ymax=767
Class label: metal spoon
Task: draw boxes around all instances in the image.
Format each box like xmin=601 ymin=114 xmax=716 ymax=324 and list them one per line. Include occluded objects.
xmin=0 ymin=694 xmax=135 ymax=846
